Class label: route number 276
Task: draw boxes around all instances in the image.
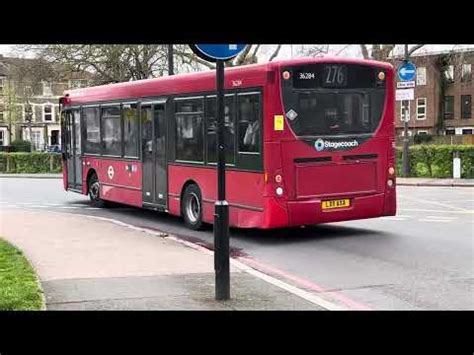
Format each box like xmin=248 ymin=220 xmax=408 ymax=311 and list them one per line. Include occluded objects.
xmin=324 ymin=65 xmax=346 ymax=85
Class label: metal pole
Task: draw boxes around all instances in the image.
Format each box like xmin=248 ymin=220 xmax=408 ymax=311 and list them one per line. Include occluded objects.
xmin=402 ymin=44 xmax=410 ymax=177
xmin=214 ymin=60 xmax=230 ymax=300
xmin=168 ymin=44 xmax=174 ymax=76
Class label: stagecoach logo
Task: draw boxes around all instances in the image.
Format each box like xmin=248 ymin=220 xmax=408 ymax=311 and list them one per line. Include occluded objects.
xmin=314 ymin=139 xmax=359 ymax=151
xmin=107 ymin=166 xmax=114 ymax=180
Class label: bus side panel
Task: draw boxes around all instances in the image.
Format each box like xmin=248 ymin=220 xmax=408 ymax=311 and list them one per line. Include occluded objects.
xmin=167 ymin=164 xmax=265 ymax=228
xmin=83 ymin=156 xmax=143 ymax=207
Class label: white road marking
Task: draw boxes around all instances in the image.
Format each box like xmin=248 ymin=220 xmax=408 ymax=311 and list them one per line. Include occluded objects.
xmin=0 ymin=201 xmax=8 ymax=204
xmin=380 ymin=217 xmax=408 ymax=221
xmin=401 ymin=195 xmax=469 ymax=212
xmin=44 ymin=203 xmax=62 ymax=206
xmin=29 ymin=205 xmax=48 ymax=208
xmin=399 ymin=208 xmax=473 ymax=215
xmin=59 ymin=206 xmax=79 ymax=209
xmin=418 ymin=219 xmax=452 ymax=223
xmin=85 ymin=207 xmax=100 ymax=210
xmin=425 ymin=216 xmax=457 ymax=220
xmin=17 ymin=202 xmax=34 ymax=205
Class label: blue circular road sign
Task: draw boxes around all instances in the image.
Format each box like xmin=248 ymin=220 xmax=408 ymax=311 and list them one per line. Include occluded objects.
xmin=190 ymin=44 xmax=247 ymax=62
xmin=398 ymin=61 xmax=417 ymax=81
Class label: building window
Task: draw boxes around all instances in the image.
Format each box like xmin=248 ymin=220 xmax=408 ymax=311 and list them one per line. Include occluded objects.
xmin=101 ymin=106 xmax=122 ymax=156
xmin=123 ymin=103 xmax=139 ymax=158
xmin=0 ymin=130 xmax=4 ymax=146
xmin=462 ymin=129 xmax=473 ymax=135
xmin=83 ymin=107 xmax=101 ymax=154
xmin=416 ymin=97 xmax=427 ymax=120
xmin=206 ymin=95 xmax=235 ymax=165
xmin=175 ymin=98 xmax=204 ymax=162
xmin=401 ymin=130 xmax=413 ymax=137
xmin=43 ymin=104 xmax=53 ymax=121
xmin=417 ymin=130 xmax=428 ymax=135
xmin=461 ymin=95 xmax=471 ymax=118
xmin=31 ymin=130 xmax=42 ymax=150
xmin=22 ymin=104 xmax=35 ymax=122
xmin=443 ymin=65 xmax=454 ymax=83
xmin=238 ymin=93 xmax=261 ymax=153
xmin=0 ymin=105 xmax=4 ymax=122
xmin=444 ymin=96 xmax=454 ymax=119
xmin=42 ymin=82 xmax=52 ymax=96
xmin=416 ymin=67 xmax=426 ymax=86
xmin=400 ymin=102 xmax=410 ymax=122
xmin=461 ymin=64 xmax=472 ymax=82
xmin=445 ymin=129 xmax=455 ymax=135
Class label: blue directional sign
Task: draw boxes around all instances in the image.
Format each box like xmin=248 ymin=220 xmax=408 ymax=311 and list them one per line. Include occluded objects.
xmin=398 ymin=61 xmax=417 ymax=81
xmin=190 ymin=44 xmax=247 ymax=62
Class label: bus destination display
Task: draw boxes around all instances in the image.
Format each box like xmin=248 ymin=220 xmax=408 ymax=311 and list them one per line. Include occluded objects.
xmin=293 ymin=65 xmax=348 ymax=88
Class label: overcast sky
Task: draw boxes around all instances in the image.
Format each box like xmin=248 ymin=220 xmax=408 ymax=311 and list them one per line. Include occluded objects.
xmin=1 ymin=44 xmax=473 ymax=60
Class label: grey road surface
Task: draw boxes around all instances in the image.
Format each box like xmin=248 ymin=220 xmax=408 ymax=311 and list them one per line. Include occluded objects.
xmin=1 ymin=178 xmax=472 ymax=310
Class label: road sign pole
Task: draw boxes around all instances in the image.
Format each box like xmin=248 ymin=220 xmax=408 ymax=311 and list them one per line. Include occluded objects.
xmin=214 ymin=59 xmax=230 ymax=300
xmin=402 ymin=44 xmax=410 ymax=177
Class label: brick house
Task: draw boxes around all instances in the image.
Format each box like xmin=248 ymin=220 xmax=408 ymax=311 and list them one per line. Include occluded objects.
xmin=0 ymin=54 xmax=91 ymax=150
xmin=392 ymin=49 xmax=473 ymax=137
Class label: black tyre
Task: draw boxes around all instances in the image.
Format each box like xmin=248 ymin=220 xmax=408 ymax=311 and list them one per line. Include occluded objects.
xmin=182 ymin=184 xmax=204 ymax=230
xmin=88 ymin=173 xmax=106 ymax=208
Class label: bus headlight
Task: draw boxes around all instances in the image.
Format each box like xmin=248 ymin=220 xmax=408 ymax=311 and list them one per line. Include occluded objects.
xmin=387 ymin=179 xmax=394 ymax=187
xmin=282 ymin=71 xmax=291 ymax=80
xmin=276 ymin=187 xmax=284 ymax=196
xmin=388 ymin=167 xmax=395 ymax=175
xmin=275 ymin=174 xmax=282 ymax=183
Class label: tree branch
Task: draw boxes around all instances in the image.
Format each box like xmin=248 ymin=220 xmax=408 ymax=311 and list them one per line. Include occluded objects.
xmin=268 ymin=45 xmax=283 ymax=62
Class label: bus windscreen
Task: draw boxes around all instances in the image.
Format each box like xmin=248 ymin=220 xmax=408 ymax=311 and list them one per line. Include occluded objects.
xmin=282 ymin=64 xmax=387 ymax=137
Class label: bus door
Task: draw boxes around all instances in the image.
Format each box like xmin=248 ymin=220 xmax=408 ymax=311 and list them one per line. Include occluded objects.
xmin=141 ymin=99 xmax=168 ymax=208
xmin=65 ymin=109 xmax=82 ymax=190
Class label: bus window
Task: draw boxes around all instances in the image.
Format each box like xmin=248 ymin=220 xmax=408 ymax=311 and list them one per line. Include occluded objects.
xmin=101 ymin=105 xmax=122 ymax=156
xmin=206 ymin=95 xmax=235 ymax=165
xmin=175 ymin=98 xmax=204 ymax=162
xmin=123 ymin=103 xmax=139 ymax=158
xmin=238 ymin=93 xmax=261 ymax=153
xmin=83 ymin=107 xmax=101 ymax=154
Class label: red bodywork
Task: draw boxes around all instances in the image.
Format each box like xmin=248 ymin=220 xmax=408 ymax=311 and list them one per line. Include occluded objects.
xmin=62 ymin=57 xmax=396 ymax=229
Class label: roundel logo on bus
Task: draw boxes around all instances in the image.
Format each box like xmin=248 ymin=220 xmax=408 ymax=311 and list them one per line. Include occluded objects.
xmin=315 ymin=139 xmax=325 ymax=151
xmin=107 ymin=165 xmax=114 ymax=180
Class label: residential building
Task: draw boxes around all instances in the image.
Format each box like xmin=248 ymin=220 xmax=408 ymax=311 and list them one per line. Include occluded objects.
xmin=0 ymin=54 xmax=91 ymax=150
xmin=392 ymin=49 xmax=473 ymax=137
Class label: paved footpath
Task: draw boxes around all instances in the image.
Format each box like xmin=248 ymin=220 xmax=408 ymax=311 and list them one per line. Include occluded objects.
xmin=0 ymin=209 xmax=325 ymax=310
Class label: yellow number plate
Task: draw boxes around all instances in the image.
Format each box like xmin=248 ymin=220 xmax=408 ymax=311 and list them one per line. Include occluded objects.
xmin=321 ymin=199 xmax=351 ymax=210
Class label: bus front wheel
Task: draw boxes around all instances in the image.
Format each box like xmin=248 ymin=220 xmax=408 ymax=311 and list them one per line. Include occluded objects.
xmin=88 ymin=174 xmax=106 ymax=208
xmin=182 ymin=184 xmax=204 ymax=230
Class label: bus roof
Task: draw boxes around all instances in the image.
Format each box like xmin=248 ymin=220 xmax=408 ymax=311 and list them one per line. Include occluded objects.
xmin=63 ymin=57 xmax=393 ymax=106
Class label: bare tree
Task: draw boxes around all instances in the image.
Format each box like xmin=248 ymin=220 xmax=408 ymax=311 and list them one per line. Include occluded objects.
xmin=359 ymin=45 xmax=424 ymax=61
xmin=298 ymin=45 xmax=329 ymax=57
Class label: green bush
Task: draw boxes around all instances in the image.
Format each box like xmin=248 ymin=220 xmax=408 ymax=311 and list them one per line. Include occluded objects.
xmin=396 ymin=145 xmax=474 ymax=178
xmin=0 ymin=153 xmax=62 ymax=173
xmin=10 ymin=140 xmax=32 ymax=152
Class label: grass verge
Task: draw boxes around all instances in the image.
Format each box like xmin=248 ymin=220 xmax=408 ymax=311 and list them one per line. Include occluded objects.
xmin=0 ymin=238 xmax=44 ymax=310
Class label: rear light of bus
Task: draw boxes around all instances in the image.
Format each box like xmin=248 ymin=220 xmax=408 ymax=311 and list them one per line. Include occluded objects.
xmin=388 ymin=167 xmax=395 ymax=175
xmin=282 ymin=71 xmax=291 ymax=80
xmin=275 ymin=174 xmax=282 ymax=183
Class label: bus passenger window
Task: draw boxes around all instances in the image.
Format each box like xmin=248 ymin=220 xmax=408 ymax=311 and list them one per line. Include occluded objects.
xmin=123 ymin=103 xmax=139 ymax=158
xmin=238 ymin=94 xmax=260 ymax=153
xmin=83 ymin=107 xmax=101 ymax=154
xmin=175 ymin=98 xmax=204 ymax=162
xmin=101 ymin=106 xmax=122 ymax=156
xmin=206 ymin=95 xmax=235 ymax=164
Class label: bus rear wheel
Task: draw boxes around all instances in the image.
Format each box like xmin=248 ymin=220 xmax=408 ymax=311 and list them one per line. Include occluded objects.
xmin=182 ymin=184 xmax=204 ymax=230
xmin=88 ymin=174 xmax=106 ymax=208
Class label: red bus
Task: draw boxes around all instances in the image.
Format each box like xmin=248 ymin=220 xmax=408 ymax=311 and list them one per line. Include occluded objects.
xmin=60 ymin=57 xmax=396 ymax=230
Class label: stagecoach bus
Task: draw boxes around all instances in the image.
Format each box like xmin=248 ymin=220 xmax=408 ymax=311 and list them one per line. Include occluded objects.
xmin=60 ymin=57 xmax=396 ymax=230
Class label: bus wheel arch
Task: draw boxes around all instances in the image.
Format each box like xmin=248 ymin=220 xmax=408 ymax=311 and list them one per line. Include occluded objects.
xmin=180 ymin=180 xmax=205 ymax=230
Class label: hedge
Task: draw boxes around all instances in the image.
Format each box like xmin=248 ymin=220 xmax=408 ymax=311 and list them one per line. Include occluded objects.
xmin=396 ymin=145 xmax=474 ymax=178
xmin=0 ymin=153 xmax=62 ymax=173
